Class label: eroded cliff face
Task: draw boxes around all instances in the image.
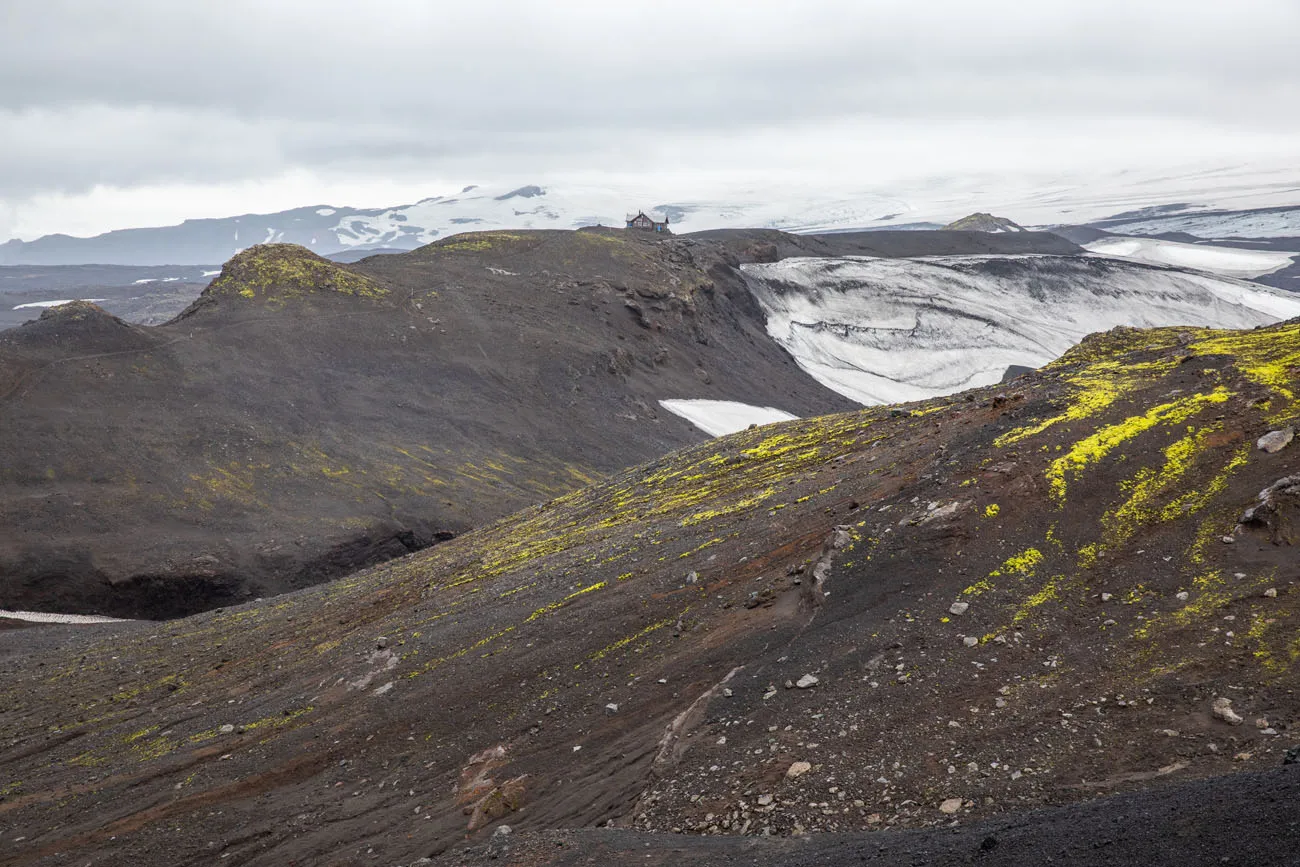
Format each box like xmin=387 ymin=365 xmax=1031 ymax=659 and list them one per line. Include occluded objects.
xmin=2 ymin=318 xmax=1297 ymax=867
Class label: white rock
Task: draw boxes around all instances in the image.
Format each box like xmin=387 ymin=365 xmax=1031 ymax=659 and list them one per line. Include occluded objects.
xmin=1176 ymin=591 xmax=1189 ymax=601
xmin=796 ymin=674 xmax=819 ymax=689
xmin=949 ymin=601 xmax=969 ymax=616
xmin=787 ymin=761 xmax=812 ymax=779
xmin=1264 ymin=588 xmax=1278 ymax=598
xmin=938 ymin=798 xmax=963 ymax=814
xmin=605 ymin=703 xmax=619 ymax=714
xmin=1100 ymin=593 xmax=1113 ymax=602
xmin=963 ymin=636 xmax=979 ymax=647
xmin=757 ymin=794 xmax=774 ymax=806
xmin=1212 ymin=697 xmax=1244 ymax=726
xmin=219 ymin=724 xmax=235 ymax=735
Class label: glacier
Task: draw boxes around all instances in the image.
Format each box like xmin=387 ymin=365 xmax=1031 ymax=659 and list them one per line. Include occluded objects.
xmin=743 ymin=255 xmax=1300 ymax=406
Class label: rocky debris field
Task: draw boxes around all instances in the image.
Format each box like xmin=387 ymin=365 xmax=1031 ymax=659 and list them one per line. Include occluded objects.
xmin=1 ymin=315 xmax=1297 ymax=866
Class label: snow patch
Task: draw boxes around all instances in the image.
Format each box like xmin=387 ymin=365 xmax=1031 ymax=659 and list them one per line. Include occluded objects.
xmin=14 ymin=298 xmax=106 ymax=309
xmin=744 ymin=255 xmax=1300 ymax=406
xmin=1085 ymin=237 xmax=1297 ymax=278
xmin=659 ymin=399 xmax=798 ymax=437
xmin=202 ymin=270 xmax=220 ymax=277
xmin=0 ymin=609 xmax=129 ymax=624
xmin=316 ymin=208 xmax=336 ymax=216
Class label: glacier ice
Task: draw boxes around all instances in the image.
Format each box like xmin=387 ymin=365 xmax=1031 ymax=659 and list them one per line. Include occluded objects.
xmin=744 ymin=255 xmax=1300 ymax=406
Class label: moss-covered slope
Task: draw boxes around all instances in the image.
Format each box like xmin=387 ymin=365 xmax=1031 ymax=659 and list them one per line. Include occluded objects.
xmin=1 ymin=319 xmax=1297 ymax=865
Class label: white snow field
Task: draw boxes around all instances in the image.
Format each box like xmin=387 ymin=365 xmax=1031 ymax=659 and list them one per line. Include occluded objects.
xmin=13 ymin=298 xmax=105 ymax=309
xmin=659 ymin=399 xmax=798 ymax=437
xmin=1084 ymin=237 xmax=1298 ymax=279
xmin=315 ymin=162 xmax=1300 ymax=251
xmin=743 ymin=255 xmax=1300 ymax=406
xmin=0 ymin=609 xmax=129 ymax=624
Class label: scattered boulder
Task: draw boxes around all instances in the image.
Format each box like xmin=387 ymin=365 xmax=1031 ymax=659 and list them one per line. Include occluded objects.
xmin=949 ymin=601 xmax=969 ymax=616
xmin=786 ymin=761 xmax=812 ymax=779
xmin=1212 ymin=697 xmax=1244 ymax=726
xmin=1257 ymin=428 xmax=1294 ymax=454
xmin=939 ymin=797 xmax=964 ymax=814
xmin=796 ymin=674 xmax=819 ymax=689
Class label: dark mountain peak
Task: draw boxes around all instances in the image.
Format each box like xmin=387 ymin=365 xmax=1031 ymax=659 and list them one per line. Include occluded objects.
xmin=187 ymin=243 xmax=389 ymax=314
xmin=2 ymin=298 xmax=159 ymax=356
xmin=943 ymin=212 xmax=1026 ymax=232
xmin=37 ymin=299 xmax=117 ymax=322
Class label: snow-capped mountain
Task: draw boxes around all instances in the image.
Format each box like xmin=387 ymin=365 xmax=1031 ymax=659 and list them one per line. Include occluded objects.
xmin=4 ymin=160 xmax=1299 ymax=266
xmin=0 ymin=184 xmax=909 ymax=266
xmin=743 ymin=254 xmax=1300 ymax=406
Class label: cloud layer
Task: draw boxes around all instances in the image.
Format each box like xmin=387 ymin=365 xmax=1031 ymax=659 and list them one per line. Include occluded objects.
xmin=3 ymin=0 xmax=1298 ymax=238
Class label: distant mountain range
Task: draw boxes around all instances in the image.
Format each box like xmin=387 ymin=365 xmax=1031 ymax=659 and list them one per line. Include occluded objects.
xmin=4 ymin=170 xmax=1300 ymax=266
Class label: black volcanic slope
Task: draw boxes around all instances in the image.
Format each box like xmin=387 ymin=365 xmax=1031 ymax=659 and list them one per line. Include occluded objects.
xmin=0 ymin=227 xmax=1081 ymax=619
xmin=0 ymin=318 xmax=1297 ymax=866
xmin=0 ymin=231 xmax=860 ymax=618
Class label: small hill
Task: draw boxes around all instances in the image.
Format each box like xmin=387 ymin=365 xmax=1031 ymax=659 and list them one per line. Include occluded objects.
xmin=943 ymin=212 xmax=1027 ymax=232
xmin=2 ymin=317 xmax=1297 ymax=865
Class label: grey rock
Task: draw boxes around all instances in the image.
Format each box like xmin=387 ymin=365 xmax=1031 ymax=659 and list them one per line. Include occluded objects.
xmin=949 ymin=601 xmax=969 ymax=616
xmin=1257 ymin=427 xmax=1294 ymax=453
xmin=796 ymin=674 xmax=819 ymax=689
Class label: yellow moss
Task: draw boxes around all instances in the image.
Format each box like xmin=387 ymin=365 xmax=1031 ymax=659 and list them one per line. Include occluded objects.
xmin=1047 ymin=388 xmax=1231 ymax=502
xmin=1013 ymin=575 xmax=1064 ymax=623
xmin=996 ymin=358 xmax=1177 ymax=447
xmin=1193 ymin=322 xmax=1300 ymax=417
xmin=984 ymin=503 xmax=1000 ymax=518
xmin=965 ymin=548 xmax=1042 ymax=595
xmin=524 ymin=581 xmax=606 ymax=623
xmin=589 ymin=613 xmax=682 ymax=661
xmin=210 ymin=244 xmax=388 ymax=302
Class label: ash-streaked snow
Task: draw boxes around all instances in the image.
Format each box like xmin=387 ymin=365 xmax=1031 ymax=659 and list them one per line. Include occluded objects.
xmin=744 ymin=255 xmax=1300 ymax=406
xmin=659 ymin=399 xmax=798 ymax=437
xmin=13 ymin=298 xmax=106 ymax=309
xmin=1095 ymin=206 xmax=1300 ymax=240
xmin=1084 ymin=237 xmax=1298 ymax=279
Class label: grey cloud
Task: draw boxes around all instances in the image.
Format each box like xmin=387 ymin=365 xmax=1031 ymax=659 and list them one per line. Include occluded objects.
xmin=1 ymin=0 xmax=1298 ymax=219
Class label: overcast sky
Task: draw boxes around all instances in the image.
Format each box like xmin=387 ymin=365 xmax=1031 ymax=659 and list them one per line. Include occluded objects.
xmin=3 ymin=0 xmax=1298 ymax=240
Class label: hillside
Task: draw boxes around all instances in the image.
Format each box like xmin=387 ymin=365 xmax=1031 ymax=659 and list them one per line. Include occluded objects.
xmin=0 ymin=231 xmax=861 ymax=618
xmin=1 ymin=317 xmax=1297 ymax=866
xmin=0 ymin=227 xmax=1095 ymax=619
